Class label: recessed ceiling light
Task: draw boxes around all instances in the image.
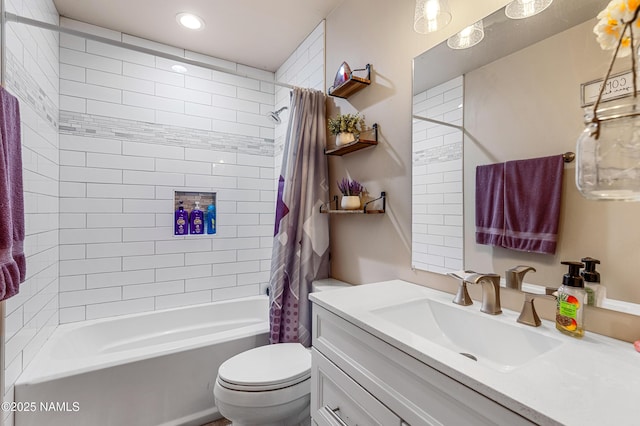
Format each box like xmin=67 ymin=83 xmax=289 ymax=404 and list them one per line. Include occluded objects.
xmin=171 ymin=64 xmax=188 ymax=73
xmin=176 ymin=12 xmax=205 ymax=30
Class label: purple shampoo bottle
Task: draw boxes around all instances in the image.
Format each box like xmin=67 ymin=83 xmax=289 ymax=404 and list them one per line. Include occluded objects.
xmin=174 ymin=200 xmax=189 ymax=235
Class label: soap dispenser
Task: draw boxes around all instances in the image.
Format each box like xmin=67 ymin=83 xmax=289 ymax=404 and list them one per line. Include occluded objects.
xmin=190 ymin=201 xmax=204 ymax=235
xmin=174 ymin=200 xmax=189 ymax=235
xmin=555 ymin=261 xmax=587 ymax=338
xmin=581 ymin=257 xmax=605 ymax=308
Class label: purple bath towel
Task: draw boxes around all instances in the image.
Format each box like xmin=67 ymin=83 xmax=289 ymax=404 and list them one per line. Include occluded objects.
xmin=0 ymin=86 xmax=25 ymax=301
xmin=503 ymin=155 xmax=564 ymax=255
xmin=475 ymin=163 xmax=505 ymax=247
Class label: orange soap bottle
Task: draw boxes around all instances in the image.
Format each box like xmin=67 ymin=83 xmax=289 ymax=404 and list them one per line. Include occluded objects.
xmin=555 ymin=261 xmax=586 ymax=338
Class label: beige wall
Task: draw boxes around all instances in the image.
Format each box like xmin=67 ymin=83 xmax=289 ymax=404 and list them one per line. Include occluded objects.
xmin=324 ymin=0 xmax=640 ymax=342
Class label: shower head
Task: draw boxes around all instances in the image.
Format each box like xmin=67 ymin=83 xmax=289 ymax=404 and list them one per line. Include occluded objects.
xmin=266 ymin=106 xmax=288 ymax=124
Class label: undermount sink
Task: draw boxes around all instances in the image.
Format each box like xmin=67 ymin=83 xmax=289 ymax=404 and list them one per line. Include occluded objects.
xmin=370 ymin=298 xmax=562 ymax=372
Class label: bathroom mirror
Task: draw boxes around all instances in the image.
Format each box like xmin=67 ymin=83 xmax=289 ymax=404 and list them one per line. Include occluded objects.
xmin=412 ymin=0 xmax=640 ymax=314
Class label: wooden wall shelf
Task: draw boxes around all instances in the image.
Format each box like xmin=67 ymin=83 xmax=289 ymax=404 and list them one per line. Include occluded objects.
xmin=328 ymin=64 xmax=371 ymax=99
xmin=325 ymin=124 xmax=378 ymax=156
xmin=320 ymin=192 xmax=386 ymax=214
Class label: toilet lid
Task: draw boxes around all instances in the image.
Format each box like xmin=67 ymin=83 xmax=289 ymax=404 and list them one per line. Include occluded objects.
xmin=217 ymin=343 xmax=311 ymax=391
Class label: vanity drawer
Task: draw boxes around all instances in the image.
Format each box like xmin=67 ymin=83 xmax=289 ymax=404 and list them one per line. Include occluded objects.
xmin=311 ymin=348 xmax=402 ymax=426
xmin=312 ymin=305 xmax=537 ymax=426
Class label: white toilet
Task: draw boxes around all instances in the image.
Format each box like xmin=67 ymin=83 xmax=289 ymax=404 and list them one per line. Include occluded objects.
xmin=213 ymin=279 xmax=349 ymax=426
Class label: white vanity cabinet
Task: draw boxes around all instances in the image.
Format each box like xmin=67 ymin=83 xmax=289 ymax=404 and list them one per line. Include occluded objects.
xmin=311 ymin=304 xmax=536 ymax=426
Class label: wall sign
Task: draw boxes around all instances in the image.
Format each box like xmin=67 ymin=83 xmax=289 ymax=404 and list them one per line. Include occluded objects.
xmin=581 ymin=70 xmax=635 ymax=107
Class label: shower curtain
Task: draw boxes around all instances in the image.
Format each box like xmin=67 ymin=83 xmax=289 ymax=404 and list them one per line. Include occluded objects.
xmin=269 ymin=87 xmax=330 ymax=347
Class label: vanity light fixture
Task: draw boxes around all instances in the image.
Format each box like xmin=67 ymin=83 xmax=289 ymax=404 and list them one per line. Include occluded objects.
xmin=505 ymin=0 xmax=553 ymax=20
xmin=447 ymin=20 xmax=485 ymax=50
xmin=176 ymin=12 xmax=205 ymax=30
xmin=414 ymin=0 xmax=452 ymax=34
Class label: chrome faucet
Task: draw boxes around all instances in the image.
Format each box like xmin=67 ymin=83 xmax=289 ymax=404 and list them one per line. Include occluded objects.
xmin=464 ymin=273 xmax=502 ymax=315
xmin=517 ymin=292 xmax=556 ymax=327
xmin=505 ymin=265 xmax=536 ymax=290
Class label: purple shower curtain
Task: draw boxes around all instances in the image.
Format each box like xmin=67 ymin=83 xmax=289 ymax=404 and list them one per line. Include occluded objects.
xmin=269 ymin=88 xmax=330 ymax=347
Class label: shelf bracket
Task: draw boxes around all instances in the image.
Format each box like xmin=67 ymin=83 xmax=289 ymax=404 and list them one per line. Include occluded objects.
xmin=364 ymin=191 xmax=386 ymax=213
xmin=319 ymin=195 xmax=339 ymax=213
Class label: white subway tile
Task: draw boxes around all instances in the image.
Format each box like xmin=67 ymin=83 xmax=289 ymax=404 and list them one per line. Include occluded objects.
xmin=124 ymin=91 xmax=185 ymax=113
xmin=213 ymin=261 xmax=260 ymax=276
xmin=123 ymin=34 xmax=185 ymax=57
xmin=60 ymin=134 xmax=122 ymax=154
xmin=61 ymin=79 xmax=122 ymax=103
xmin=212 ymin=94 xmax=260 ymax=113
xmin=212 ymin=120 xmax=260 ymax=138
xmin=60 ymin=213 xmax=87 ymax=229
xmin=155 ymin=239 xmax=212 ymax=255
xmin=60 ymin=244 xmax=86 ymax=261
xmin=184 ymin=174 xmax=236 ymax=189
xmin=185 ymin=76 xmax=236 ymax=97
xmin=59 ymin=275 xmax=87 ymax=292
xmin=123 ymin=62 xmax=184 ymax=87
xmin=60 ymin=198 xmax=123 ymax=213
xmin=60 ymin=48 xmax=123 ymax=74
xmin=87 ymin=39 xmax=156 ymax=67
xmin=123 ymin=141 xmax=185 ymax=160
xmin=86 ymin=242 xmax=155 ymax=259
xmin=60 ymin=257 xmax=122 ymax=276
xmin=59 ymin=286 xmax=121 ymax=308
xmin=122 ymin=280 xmax=184 ymax=300
xmin=60 ymin=17 xmax=122 ymax=41
xmin=155 ymin=111 xmax=211 ymax=131
xmin=156 ymin=83 xmax=211 ymax=105
xmin=87 ymin=69 xmax=155 ymax=95
xmin=87 ymin=269 xmax=155 ymax=289
xmin=123 ymin=199 xmax=172 ymax=213
xmin=185 ymin=250 xmax=236 ymax=266
xmin=59 ymin=306 xmax=86 ymax=323
xmin=156 ymin=264 xmax=211 ymax=282
xmin=185 ymin=275 xmax=236 ymax=292
xmin=185 ymin=148 xmax=236 ymax=164
xmin=215 ymin=214 xmax=259 ymax=226
xmin=213 ymin=285 xmax=259 ymax=301
xmin=86 ymin=297 xmax=155 ymax=320
xmin=60 ymin=228 xmax=122 ymax=244
xmin=86 ymin=152 xmax=155 ymax=171
xmin=156 ymin=158 xmax=210 ymax=175
xmin=155 ymin=290 xmax=212 ymax=310
xmin=237 ymin=271 xmax=270 ymax=286
xmin=237 ymin=201 xmax=274 ymax=214
xmin=60 ymin=166 xmax=122 ymax=184
xmin=87 ymin=183 xmax=155 ymax=199
xmin=184 ymin=103 xmax=236 ymax=121
xmin=211 ymin=238 xmax=261 ymax=252
xmin=87 ymin=100 xmax=155 ymax=122
xmin=217 ymin=189 xmax=260 ymax=202
xmin=123 ymin=227 xmax=174 ymax=242
xmin=237 ymin=248 xmax=272 ymax=262
xmin=60 ymin=95 xmax=86 ymax=113
xmin=155 ymin=57 xmax=212 ymax=80
xmin=212 ymin=164 xmax=260 ymax=178
xmin=213 ymin=70 xmax=261 ymax=90
xmin=237 ymin=177 xmax=273 ymax=191
xmin=123 ymin=253 xmax=184 ymax=271
xmin=184 ymin=50 xmax=236 ymax=72
xmin=123 ymin=170 xmax=185 ymax=186
xmin=59 ymin=182 xmax=86 ymax=197
xmin=86 ymin=213 xmax=152 ymax=228
xmin=60 ymin=33 xmax=86 ymax=51
xmin=237 ymin=225 xmax=272 ymax=238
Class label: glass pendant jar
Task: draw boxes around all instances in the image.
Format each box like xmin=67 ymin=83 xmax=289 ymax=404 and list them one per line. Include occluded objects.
xmin=576 ymin=100 xmax=640 ymax=200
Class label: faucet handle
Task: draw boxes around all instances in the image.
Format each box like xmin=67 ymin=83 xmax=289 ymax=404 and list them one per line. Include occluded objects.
xmin=505 ymin=265 xmax=536 ymax=290
xmin=517 ymin=292 xmax=556 ymax=327
xmin=447 ymin=272 xmax=473 ymax=306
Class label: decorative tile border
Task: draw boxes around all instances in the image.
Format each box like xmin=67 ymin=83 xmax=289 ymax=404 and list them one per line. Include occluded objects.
xmin=413 ymin=142 xmax=462 ymax=166
xmin=59 ymin=111 xmax=275 ymax=157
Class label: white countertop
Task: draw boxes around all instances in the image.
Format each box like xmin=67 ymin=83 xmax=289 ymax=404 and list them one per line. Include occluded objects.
xmin=310 ymin=280 xmax=640 ymax=426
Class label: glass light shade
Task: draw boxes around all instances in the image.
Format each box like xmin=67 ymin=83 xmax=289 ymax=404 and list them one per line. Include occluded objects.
xmin=447 ymin=20 xmax=485 ymax=49
xmin=505 ymin=0 xmax=553 ymax=19
xmin=176 ymin=12 xmax=205 ymax=30
xmin=414 ymin=0 xmax=452 ymax=34
xmin=576 ymin=100 xmax=640 ymax=201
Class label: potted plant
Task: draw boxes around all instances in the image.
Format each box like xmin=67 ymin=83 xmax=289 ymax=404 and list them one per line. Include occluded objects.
xmin=337 ymin=178 xmax=364 ymax=210
xmin=328 ymin=112 xmax=365 ymax=147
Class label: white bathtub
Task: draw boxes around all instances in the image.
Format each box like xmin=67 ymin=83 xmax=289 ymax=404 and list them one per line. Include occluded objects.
xmin=15 ymin=295 xmax=269 ymax=426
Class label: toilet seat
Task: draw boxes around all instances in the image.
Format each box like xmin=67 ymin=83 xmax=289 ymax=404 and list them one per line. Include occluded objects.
xmin=217 ymin=343 xmax=311 ymax=391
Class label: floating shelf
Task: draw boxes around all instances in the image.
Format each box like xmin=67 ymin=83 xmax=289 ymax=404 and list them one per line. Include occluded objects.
xmin=325 ymin=124 xmax=378 ymax=156
xmin=328 ymin=64 xmax=371 ymax=99
xmin=320 ymin=192 xmax=386 ymax=214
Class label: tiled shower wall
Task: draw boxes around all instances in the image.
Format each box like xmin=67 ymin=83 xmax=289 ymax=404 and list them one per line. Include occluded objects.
xmin=2 ymin=0 xmax=60 ymax=423
xmin=412 ymin=76 xmax=464 ymax=274
xmin=57 ymin=18 xmax=280 ymax=323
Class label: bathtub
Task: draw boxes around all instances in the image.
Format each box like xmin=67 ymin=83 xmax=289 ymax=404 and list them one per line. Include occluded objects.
xmin=14 ymin=295 xmax=269 ymax=426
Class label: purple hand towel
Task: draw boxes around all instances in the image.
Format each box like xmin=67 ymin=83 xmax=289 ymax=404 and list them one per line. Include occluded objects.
xmin=503 ymin=155 xmax=564 ymax=255
xmin=475 ymin=163 xmax=505 ymax=247
xmin=0 ymin=86 xmax=25 ymax=301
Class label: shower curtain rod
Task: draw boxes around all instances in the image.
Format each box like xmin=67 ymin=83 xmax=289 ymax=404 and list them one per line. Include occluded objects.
xmin=3 ymin=12 xmax=297 ymax=90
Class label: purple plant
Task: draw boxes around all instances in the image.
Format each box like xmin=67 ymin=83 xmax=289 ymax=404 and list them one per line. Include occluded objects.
xmin=337 ymin=178 xmax=364 ymax=196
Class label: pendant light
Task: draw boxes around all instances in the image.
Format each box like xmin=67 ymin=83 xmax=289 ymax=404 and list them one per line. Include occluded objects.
xmin=414 ymin=0 xmax=452 ymax=34
xmin=447 ymin=20 xmax=485 ymax=50
xmin=505 ymin=0 xmax=553 ymax=20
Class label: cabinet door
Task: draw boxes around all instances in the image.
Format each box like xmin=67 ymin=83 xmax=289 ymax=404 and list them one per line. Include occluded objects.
xmin=312 ymin=348 xmax=402 ymax=426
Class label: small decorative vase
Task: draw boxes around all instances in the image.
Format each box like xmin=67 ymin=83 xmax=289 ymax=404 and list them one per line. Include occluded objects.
xmin=341 ymin=195 xmax=361 ymax=210
xmin=336 ymin=132 xmax=356 ymax=147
